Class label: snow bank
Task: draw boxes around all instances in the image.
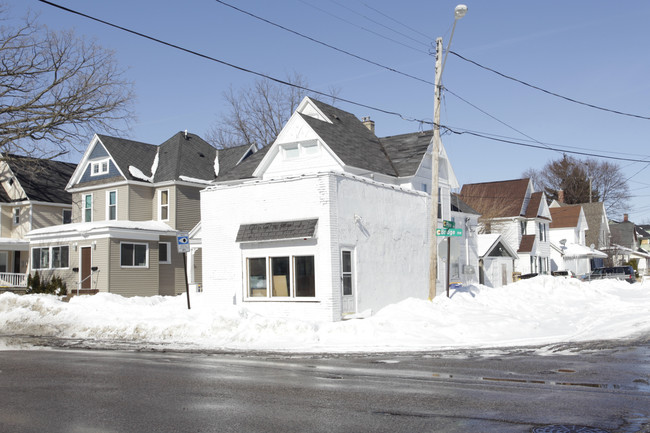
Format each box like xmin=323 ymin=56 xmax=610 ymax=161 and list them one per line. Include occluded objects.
xmin=1 ymin=276 xmax=648 ymax=353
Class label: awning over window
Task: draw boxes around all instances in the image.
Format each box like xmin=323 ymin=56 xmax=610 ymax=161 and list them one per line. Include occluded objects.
xmin=236 ymin=219 xmax=318 ymax=243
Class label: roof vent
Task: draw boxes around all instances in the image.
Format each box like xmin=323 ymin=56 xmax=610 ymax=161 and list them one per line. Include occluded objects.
xmin=184 ymin=130 xmax=188 ymax=140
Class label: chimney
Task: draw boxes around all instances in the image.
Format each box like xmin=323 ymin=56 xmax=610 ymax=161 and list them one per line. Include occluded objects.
xmin=623 ymin=213 xmax=628 ymax=222
xmin=361 ymin=116 xmax=375 ymax=133
xmin=558 ymin=189 xmax=564 ymax=204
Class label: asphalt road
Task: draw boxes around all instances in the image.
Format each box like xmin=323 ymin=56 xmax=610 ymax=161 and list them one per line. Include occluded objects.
xmin=1 ymin=337 xmax=649 ymax=432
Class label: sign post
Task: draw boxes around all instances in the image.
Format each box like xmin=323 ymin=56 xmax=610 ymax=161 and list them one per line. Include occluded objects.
xmin=436 ymin=224 xmax=463 ymax=298
xmin=177 ymin=232 xmax=191 ymax=310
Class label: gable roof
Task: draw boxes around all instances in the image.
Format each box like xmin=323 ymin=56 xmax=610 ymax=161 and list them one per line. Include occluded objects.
xmin=518 ymin=234 xmax=537 ymax=253
xmin=451 ymin=193 xmax=479 ymax=214
xmin=2 ymin=155 xmax=76 ymax=204
xmin=380 ymin=130 xmax=432 ymax=178
xmin=459 ymin=178 xmax=531 ymax=218
xmin=214 ymin=145 xmax=271 ymax=182
xmin=550 ymin=205 xmax=582 ymax=229
xmin=299 ymin=99 xmax=397 ymax=176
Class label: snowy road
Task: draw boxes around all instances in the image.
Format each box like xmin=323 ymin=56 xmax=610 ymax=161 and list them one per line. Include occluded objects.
xmin=1 ymin=339 xmax=648 ymax=433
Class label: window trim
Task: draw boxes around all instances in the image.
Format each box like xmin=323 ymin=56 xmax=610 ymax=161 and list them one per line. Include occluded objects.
xmin=31 ymin=245 xmax=70 ymax=270
xmin=12 ymin=207 xmax=20 ymax=225
xmin=90 ymin=158 xmax=110 ymax=177
xmin=120 ymin=242 xmax=149 ymax=268
xmin=281 ymin=140 xmax=320 ymax=160
xmin=158 ymin=189 xmax=170 ymax=221
xmin=83 ymin=194 xmax=93 ymax=223
xmin=106 ymin=190 xmax=117 ymax=221
xmin=159 ymin=242 xmax=171 ymax=264
xmin=245 ymin=254 xmax=316 ymax=300
xmin=62 ymin=209 xmax=72 ymax=224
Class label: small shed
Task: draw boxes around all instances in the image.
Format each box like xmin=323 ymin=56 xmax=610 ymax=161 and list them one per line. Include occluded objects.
xmin=478 ymin=234 xmax=518 ymax=287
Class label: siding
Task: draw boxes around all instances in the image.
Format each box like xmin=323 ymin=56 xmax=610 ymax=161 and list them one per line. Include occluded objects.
xmin=158 ymin=235 xmax=187 ymax=296
xmin=175 ymin=185 xmax=202 ymax=231
xmin=31 ymin=204 xmax=68 ymax=229
xmin=128 ymin=184 xmax=153 ymax=221
xmin=0 ymin=206 xmax=12 ymax=237
xmin=108 ymin=238 xmax=159 ymax=297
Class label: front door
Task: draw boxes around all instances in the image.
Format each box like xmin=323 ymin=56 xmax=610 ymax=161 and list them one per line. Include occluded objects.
xmin=341 ymin=250 xmax=356 ymax=317
xmin=81 ymin=247 xmax=92 ymax=289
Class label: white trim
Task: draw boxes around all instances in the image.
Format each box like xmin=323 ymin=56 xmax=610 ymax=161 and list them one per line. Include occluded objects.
xmin=83 ymin=193 xmax=93 ymax=222
xmin=159 ymin=242 xmax=171 ymax=264
xmin=120 ymin=241 xmax=149 ymax=268
xmin=90 ymin=158 xmax=110 ymax=177
xmin=106 ymin=190 xmax=118 ymax=221
xmin=158 ymin=189 xmax=170 ymax=221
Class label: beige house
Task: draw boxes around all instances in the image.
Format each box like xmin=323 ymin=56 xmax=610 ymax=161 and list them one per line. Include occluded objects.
xmin=26 ymin=132 xmax=254 ymax=296
xmin=0 ymin=155 xmax=76 ymax=289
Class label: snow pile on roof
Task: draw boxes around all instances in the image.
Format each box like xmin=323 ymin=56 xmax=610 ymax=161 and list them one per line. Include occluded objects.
xmin=1 ymin=276 xmax=648 ymax=353
xmin=27 ymin=220 xmax=177 ymax=237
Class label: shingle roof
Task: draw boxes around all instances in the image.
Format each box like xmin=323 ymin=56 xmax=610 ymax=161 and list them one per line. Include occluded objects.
xmin=301 ymin=99 xmax=398 ymax=176
xmin=459 ymin=178 xmax=530 ymax=218
xmin=574 ymin=202 xmax=606 ymax=248
xmin=518 ymin=234 xmax=536 ymax=253
xmin=236 ymin=219 xmax=318 ymax=242
xmin=451 ymin=193 xmax=479 ymax=214
xmin=524 ymin=191 xmax=544 ymax=219
xmin=97 ymin=132 xmax=220 ymax=182
xmin=3 ymin=155 xmax=76 ymax=204
xmin=550 ymin=205 xmax=581 ymax=228
xmin=380 ymin=130 xmax=432 ymax=178
xmin=214 ymin=145 xmax=271 ymax=182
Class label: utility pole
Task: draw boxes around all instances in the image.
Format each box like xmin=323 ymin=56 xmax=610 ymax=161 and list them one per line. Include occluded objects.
xmin=428 ymin=5 xmax=467 ymax=301
xmin=428 ymin=37 xmax=443 ymax=301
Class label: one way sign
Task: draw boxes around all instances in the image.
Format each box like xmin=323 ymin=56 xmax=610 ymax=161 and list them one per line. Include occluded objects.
xmin=177 ymin=232 xmax=190 ymax=253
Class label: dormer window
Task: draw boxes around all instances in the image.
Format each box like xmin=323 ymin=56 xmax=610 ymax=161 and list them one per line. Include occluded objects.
xmin=281 ymin=140 xmax=319 ymax=160
xmin=90 ymin=158 xmax=110 ymax=176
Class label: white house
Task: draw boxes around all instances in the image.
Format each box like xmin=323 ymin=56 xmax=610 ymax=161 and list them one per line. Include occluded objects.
xmin=548 ymin=204 xmax=606 ymax=277
xmin=477 ymin=233 xmax=518 ymax=287
xmin=200 ymin=97 xmax=466 ymax=321
xmin=459 ymin=178 xmax=552 ymax=278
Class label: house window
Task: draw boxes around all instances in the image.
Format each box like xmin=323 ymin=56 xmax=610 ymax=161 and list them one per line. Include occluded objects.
xmin=159 ymin=242 xmax=171 ymax=264
xmin=90 ymin=159 xmax=110 ymax=176
xmin=294 ymin=256 xmax=315 ymax=297
xmin=62 ymin=209 xmax=72 ymax=224
xmin=12 ymin=208 xmax=20 ymax=225
xmin=281 ymin=140 xmax=320 ymax=160
xmin=520 ymin=220 xmax=526 ymax=235
xmin=120 ymin=242 xmax=148 ymax=267
xmin=341 ymin=250 xmax=353 ymax=296
xmin=83 ymin=194 xmax=92 ymax=222
xmin=247 ymin=257 xmax=267 ymax=297
xmin=107 ymin=190 xmax=117 ymax=221
xmin=31 ymin=246 xmax=69 ymax=269
xmin=246 ymin=255 xmax=316 ymax=299
xmin=159 ymin=190 xmax=169 ymax=221
xmin=538 ymin=222 xmax=547 ymax=241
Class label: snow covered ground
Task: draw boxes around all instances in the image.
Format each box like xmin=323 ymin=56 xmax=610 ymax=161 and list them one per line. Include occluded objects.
xmin=1 ymin=276 xmax=648 ymax=353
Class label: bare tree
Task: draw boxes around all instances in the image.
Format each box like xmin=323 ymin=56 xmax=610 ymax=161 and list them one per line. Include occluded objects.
xmin=207 ymin=73 xmax=339 ymax=149
xmin=524 ymin=155 xmax=630 ymax=216
xmin=0 ymin=9 xmax=134 ymax=158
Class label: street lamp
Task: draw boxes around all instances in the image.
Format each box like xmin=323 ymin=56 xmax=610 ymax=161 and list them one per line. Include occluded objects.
xmin=429 ymin=4 xmax=467 ymax=300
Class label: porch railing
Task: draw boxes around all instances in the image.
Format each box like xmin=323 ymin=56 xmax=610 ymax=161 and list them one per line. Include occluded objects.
xmin=0 ymin=272 xmax=28 ymax=288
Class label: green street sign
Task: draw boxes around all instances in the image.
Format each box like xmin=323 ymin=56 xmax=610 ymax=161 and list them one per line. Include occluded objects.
xmin=436 ymin=228 xmax=463 ymax=237
xmin=443 ymin=220 xmax=455 ymax=229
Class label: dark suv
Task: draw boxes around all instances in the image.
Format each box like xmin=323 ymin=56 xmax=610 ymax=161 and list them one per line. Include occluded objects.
xmin=586 ymin=266 xmax=636 ymax=284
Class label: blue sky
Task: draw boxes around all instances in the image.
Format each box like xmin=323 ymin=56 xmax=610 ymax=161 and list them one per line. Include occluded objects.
xmin=8 ymin=0 xmax=650 ymax=223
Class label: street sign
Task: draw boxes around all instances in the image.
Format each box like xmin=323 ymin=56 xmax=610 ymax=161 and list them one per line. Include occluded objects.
xmin=177 ymin=232 xmax=190 ymax=253
xmin=443 ymin=220 xmax=455 ymax=229
xmin=436 ymin=228 xmax=463 ymax=237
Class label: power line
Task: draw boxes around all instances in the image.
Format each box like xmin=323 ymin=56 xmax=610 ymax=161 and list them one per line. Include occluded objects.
xmin=360 ymin=2 xmax=434 ymax=42
xmin=36 ymin=0 xmax=420 ymax=123
xmin=450 ymin=50 xmax=650 ymax=121
xmin=214 ymin=0 xmax=435 ymax=87
xmin=295 ymin=0 xmax=430 ymax=55
xmin=328 ymin=0 xmax=431 ymax=49
xmin=444 ymin=127 xmax=650 ymax=163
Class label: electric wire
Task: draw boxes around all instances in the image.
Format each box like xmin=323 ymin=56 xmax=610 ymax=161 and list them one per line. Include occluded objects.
xmin=36 ymin=0 xmax=418 ymax=123
xmin=214 ymin=0 xmax=435 ymax=87
xmin=360 ymin=2 xmax=434 ymax=42
xmin=328 ymin=0 xmax=431 ymax=49
xmin=37 ymin=0 xmax=650 ymax=167
xmin=295 ymin=0 xmax=430 ymax=55
xmin=450 ymin=50 xmax=650 ymax=121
